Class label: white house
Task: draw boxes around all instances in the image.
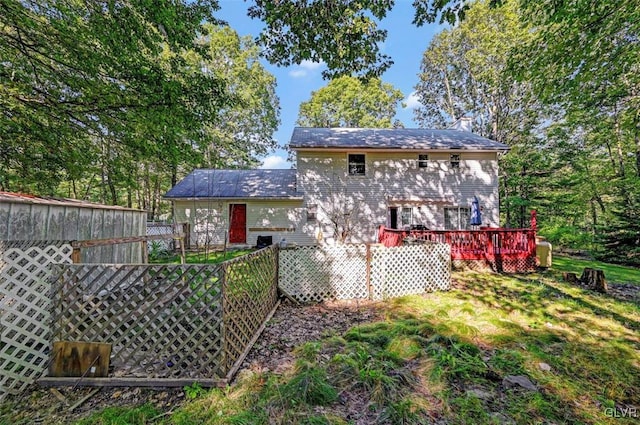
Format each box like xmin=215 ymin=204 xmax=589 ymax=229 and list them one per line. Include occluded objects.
xmin=165 ymin=127 xmax=509 ymax=247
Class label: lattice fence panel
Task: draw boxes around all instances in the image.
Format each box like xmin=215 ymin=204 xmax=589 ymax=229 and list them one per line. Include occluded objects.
xmin=146 ymin=223 xmax=175 ymax=252
xmin=221 ymin=246 xmax=279 ymax=374
xmin=278 ymin=245 xmax=368 ymax=303
xmin=50 ymin=264 xmax=225 ymax=379
xmin=370 ymin=243 xmax=451 ymax=300
xmin=0 ymin=241 xmax=72 ymax=398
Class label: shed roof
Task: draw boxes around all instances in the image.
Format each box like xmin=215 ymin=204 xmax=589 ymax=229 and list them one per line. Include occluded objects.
xmin=0 ymin=191 xmax=145 ymax=212
xmin=289 ymin=127 xmax=510 ymax=151
xmin=164 ymin=169 xmax=300 ymax=199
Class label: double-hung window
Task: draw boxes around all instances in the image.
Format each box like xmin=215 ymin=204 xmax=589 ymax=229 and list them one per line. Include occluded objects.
xmin=348 ymin=154 xmax=366 ymax=176
xmin=444 ymin=207 xmax=471 ymax=230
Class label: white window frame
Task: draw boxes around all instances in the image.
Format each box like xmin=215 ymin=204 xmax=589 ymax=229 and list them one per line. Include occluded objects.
xmin=348 ymin=153 xmax=366 ymax=176
xmin=444 ymin=206 xmax=471 ymax=230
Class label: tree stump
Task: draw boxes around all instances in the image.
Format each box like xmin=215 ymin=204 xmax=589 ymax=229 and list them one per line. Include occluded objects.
xmin=562 ymin=272 xmax=579 ymax=284
xmin=580 ymin=268 xmax=607 ymax=293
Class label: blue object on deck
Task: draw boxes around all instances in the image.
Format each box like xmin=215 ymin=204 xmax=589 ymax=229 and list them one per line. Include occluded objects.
xmin=470 ymin=196 xmax=482 ymax=226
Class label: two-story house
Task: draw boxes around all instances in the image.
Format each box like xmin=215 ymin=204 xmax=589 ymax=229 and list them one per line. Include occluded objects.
xmin=165 ymin=127 xmax=509 ymax=247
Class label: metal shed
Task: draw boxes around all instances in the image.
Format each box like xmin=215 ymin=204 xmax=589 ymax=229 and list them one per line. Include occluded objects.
xmin=0 ymin=192 xmax=146 ymax=263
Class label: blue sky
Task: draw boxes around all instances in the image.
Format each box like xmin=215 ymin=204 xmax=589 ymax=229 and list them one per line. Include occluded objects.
xmin=217 ymin=0 xmax=444 ymax=169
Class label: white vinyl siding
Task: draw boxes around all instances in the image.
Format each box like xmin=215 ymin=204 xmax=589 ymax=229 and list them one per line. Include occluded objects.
xmin=297 ymin=150 xmax=500 ymax=243
xmin=173 ymin=199 xmax=315 ymax=247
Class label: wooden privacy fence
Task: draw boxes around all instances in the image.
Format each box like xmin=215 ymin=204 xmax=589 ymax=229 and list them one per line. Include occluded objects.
xmin=0 ymin=241 xmax=73 ymax=398
xmin=278 ymin=243 xmax=451 ymax=303
xmin=378 ymin=226 xmax=537 ymax=273
xmin=40 ymin=246 xmax=278 ymax=388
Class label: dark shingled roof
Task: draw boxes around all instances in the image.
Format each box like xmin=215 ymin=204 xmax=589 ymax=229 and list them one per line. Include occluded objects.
xmin=164 ymin=169 xmax=300 ymax=199
xmin=289 ymin=127 xmax=510 ymax=151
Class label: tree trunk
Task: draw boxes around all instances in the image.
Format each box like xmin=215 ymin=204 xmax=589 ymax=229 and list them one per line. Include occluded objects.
xmin=580 ymin=268 xmax=607 ymax=293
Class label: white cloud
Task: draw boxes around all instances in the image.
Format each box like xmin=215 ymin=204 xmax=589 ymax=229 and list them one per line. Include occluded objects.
xmin=288 ymin=60 xmax=324 ymax=78
xmin=289 ymin=69 xmax=308 ymax=78
xmin=299 ymin=60 xmax=323 ymax=70
xmin=404 ymin=91 xmax=422 ymax=109
xmin=260 ymin=155 xmax=290 ymax=169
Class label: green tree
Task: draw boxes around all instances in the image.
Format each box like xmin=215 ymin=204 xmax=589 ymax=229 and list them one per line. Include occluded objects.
xmin=0 ymin=0 xmax=228 ymax=196
xmin=297 ymin=76 xmax=404 ymax=128
xmin=246 ymin=0 xmax=475 ymax=79
xmin=413 ymin=0 xmax=548 ymax=227
xmin=197 ymin=24 xmax=280 ymax=169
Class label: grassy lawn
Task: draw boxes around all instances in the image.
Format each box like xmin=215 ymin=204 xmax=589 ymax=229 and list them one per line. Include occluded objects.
xmin=73 ymin=262 xmax=639 ymax=424
xmin=149 ymin=249 xmax=254 ymax=265
xmin=551 ymin=255 xmax=640 ymax=285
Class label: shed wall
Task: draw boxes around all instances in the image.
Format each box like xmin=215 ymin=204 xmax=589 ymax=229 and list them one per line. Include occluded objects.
xmin=0 ymin=202 xmax=146 ymax=263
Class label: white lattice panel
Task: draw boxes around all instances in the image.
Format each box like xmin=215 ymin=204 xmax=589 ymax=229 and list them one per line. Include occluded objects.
xmin=370 ymin=243 xmax=450 ymax=300
xmin=278 ymin=245 xmax=368 ymax=302
xmin=278 ymin=243 xmax=450 ymax=303
xmin=0 ymin=241 xmax=72 ymax=399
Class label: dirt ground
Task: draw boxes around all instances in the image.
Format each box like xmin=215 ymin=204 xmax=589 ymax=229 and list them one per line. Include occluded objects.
xmin=1 ymin=299 xmax=383 ymax=425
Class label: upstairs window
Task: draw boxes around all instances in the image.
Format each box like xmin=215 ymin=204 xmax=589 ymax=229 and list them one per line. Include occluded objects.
xmin=450 ymin=154 xmax=461 ymax=169
xmin=348 ymin=154 xmax=366 ymax=176
xmin=418 ymin=154 xmax=429 ymax=168
xmin=307 ymin=204 xmax=317 ymax=222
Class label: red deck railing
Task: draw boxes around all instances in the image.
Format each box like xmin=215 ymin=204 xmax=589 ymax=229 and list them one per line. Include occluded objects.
xmin=377 ymin=226 xmax=537 ymax=262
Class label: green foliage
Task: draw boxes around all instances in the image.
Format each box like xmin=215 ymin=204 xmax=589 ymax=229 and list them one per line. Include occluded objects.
xmin=539 ymin=223 xmax=593 ymax=250
xmin=0 ymin=0 xmax=228 ymax=196
xmin=280 ymin=361 xmax=338 ymax=407
xmin=183 ymin=382 xmax=206 ymax=400
xmin=426 ymin=335 xmax=487 ymax=380
xmin=379 ymin=398 xmax=429 ymax=425
xmin=488 ymin=349 xmax=526 ymax=376
xmin=0 ymin=4 xmax=279 ymax=215
xmin=74 ymin=403 xmax=161 ymax=425
xmin=296 ymin=76 xmax=404 ymax=128
xmin=248 ymin=0 xmax=393 ymax=79
xmin=449 ymin=395 xmax=491 ymax=424
xmin=148 ymin=241 xmax=172 ymax=262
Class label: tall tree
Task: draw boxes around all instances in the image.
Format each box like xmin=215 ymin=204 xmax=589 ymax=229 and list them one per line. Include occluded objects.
xmin=413 ymin=0 xmax=548 ymax=227
xmin=0 ymin=0 xmax=228 ymax=195
xmin=197 ymin=24 xmax=280 ymax=169
xmin=297 ymin=76 xmax=404 ymax=128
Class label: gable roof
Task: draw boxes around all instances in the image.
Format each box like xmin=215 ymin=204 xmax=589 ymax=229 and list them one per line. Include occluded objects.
xmin=164 ymin=169 xmax=300 ymax=200
xmin=289 ymin=127 xmax=510 ymax=151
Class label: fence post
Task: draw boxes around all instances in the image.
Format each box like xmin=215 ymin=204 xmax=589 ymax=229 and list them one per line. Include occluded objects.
xmin=71 ymin=244 xmax=81 ymax=264
xmin=141 ymin=240 xmax=148 ymax=264
xmin=220 ymin=262 xmax=227 ymax=374
xmin=275 ymin=244 xmax=280 ymax=290
xmin=182 ymin=222 xmax=191 ymax=250
xmin=366 ymin=244 xmax=373 ymax=300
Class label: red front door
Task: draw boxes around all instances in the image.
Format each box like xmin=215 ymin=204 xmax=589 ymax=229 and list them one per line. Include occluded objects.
xmin=229 ymin=204 xmax=246 ymax=243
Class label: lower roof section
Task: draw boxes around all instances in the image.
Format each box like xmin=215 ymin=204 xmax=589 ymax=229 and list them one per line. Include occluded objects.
xmin=164 ymin=169 xmax=301 ymax=200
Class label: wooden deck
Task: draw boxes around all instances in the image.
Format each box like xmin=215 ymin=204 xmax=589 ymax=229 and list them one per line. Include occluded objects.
xmin=378 ymin=226 xmax=537 ymax=272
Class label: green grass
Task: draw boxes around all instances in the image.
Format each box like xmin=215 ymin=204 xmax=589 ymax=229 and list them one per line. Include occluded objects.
xmin=552 ymin=255 xmax=640 ymax=285
xmin=150 ymin=249 xmax=254 ymax=265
